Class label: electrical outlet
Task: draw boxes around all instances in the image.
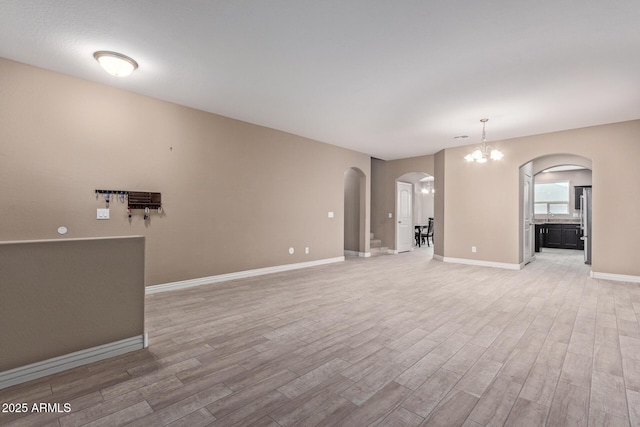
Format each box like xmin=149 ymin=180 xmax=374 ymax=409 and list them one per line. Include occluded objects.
xmin=288 ymin=247 xmax=295 ymax=255
xmin=388 ymin=213 xmax=393 ymax=218
xmin=328 ymin=211 xmax=334 ymax=218
xmin=471 ymin=246 xmax=477 ymax=253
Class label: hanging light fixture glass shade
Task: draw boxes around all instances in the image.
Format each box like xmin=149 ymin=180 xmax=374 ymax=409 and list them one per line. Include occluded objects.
xmin=420 ymin=181 xmax=435 ymax=194
xmin=464 ymin=118 xmax=503 ymax=163
xmin=93 ymin=51 xmax=138 ymax=77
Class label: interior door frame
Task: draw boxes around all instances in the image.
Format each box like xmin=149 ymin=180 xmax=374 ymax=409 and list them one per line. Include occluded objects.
xmin=523 ymin=172 xmax=534 ymax=264
xmin=519 ymin=161 xmax=535 ymax=266
xmin=396 ymin=181 xmax=413 ymax=253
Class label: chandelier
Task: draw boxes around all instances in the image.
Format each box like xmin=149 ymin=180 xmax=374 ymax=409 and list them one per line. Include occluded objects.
xmin=421 ymin=181 xmax=434 ymax=194
xmin=464 ymin=118 xmax=503 ymax=163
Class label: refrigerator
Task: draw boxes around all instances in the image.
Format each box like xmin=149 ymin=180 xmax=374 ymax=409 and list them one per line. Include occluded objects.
xmin=580 ymin=187 xmax=592 ymax=264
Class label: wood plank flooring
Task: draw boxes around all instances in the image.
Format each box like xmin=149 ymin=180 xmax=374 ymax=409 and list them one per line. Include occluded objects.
xmin=2 ymin=248 xmax=640 ymax=426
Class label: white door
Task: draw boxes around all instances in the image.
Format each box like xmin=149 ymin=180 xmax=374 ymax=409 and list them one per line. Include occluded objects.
xmin=523 ymin=173 xmax=534 ymax=264
xmin=396 ymin=181 xmax=413 ymax=253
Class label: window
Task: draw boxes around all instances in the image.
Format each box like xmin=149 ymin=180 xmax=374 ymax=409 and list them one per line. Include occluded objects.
xmin=534 ymin=181 xmax=569 ymax=215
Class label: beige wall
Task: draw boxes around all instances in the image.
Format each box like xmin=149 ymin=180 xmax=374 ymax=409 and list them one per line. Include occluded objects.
xmin=370 ymin=158 xmax=387 ymax=244
xmin=0 ymin=58 xmax=371 ymax=286
xmin=434 ymin=150 xmax=446 ymax=257
xmin=0 ymin=237 xmax=144 ymax=372
xmin=3 ymin=56 xmax=637 ymax=284
xmin=440 ymin=120 xmax=640 ymax=276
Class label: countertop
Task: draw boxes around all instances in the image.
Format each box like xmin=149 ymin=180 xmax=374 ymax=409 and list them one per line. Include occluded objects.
xmin=533 ymin=219 xmax=581 ymax=224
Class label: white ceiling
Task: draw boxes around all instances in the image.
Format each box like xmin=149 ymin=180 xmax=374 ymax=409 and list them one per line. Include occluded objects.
xmin=1 ymin=1 xmax=639 ymax=160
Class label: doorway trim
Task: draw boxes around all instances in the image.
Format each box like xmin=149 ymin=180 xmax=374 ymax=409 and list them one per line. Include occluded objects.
xmin=521 ymin=162 xmax=534 ymax=265
xmin=344 ymin=167 xmax=369 ymax=257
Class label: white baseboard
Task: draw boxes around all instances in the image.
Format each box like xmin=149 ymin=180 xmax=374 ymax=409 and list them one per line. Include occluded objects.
xmin=0 ymin=335 xmax=144 ymax=390
xmin=146 ymin=256 xmax=345 ymax=295
xmin=388 ymin=249 xmax=398 ymax=255
xmin=439 ymin=256 xmax=522 ymax=270
xmin=591 ymin=271 xmax=640 ymax=283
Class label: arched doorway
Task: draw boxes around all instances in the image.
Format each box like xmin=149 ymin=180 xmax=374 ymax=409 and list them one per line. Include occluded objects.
xmin=520 ymin=154 xmax=592 ymax=267
xmin=344 ymin=167 xmax=367 ymax=257
xmin=396 ymin=172 xmax=435 ymax=254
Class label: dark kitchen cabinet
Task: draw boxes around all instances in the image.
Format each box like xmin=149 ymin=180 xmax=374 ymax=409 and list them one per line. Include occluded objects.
xmin=545 ymin=224 xmax=563 ymax=248
xmin=574 ymin=186 xmax=591 ymax=210
xmin=535 ymin=224 xmax=544 ymax=252
xmin=562 ymin=224 xmax=581 ymax=249
xmin=538 ymin=223 xmax=584 ymax=250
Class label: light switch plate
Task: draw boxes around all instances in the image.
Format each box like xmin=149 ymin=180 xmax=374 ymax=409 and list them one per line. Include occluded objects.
xmin=97 ymin=208 xmax=110 ymax=220
xmin=328 ymin=211 xmax=334 ymax=218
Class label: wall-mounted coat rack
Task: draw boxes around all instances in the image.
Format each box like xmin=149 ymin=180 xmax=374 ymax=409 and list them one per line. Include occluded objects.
xmin=126 ymin=192 xmax=162 ymax=210
xmin=94 ymin=189 xmax=162 ymax=219
xmin=95 ymin=189 xmax=128 ymax=208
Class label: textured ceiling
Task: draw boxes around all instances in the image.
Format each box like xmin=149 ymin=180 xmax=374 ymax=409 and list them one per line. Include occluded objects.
xmin=1 ymin=1 xmax=639 ymax=160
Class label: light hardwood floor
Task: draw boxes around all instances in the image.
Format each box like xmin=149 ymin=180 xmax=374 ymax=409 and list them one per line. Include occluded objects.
xmin=2 ymin=248 xmax=640 ymax=426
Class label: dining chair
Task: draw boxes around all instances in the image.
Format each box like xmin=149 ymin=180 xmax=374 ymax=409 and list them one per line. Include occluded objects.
xmin=422 ymin=218 xmax=434 ymax=247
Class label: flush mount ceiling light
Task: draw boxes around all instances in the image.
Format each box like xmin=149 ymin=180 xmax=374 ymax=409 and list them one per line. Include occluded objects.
xmin=93 ymin=51 xmax=138 ymax=77
xmin=464 ymin=118 xmax=504 ymax=163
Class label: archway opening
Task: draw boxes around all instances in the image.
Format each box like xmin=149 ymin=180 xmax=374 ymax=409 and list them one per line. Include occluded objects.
xmin=520 ymin=153 xmax=592 ymax=268
xmin=396 ymin=172 xmax=435 ymax=255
